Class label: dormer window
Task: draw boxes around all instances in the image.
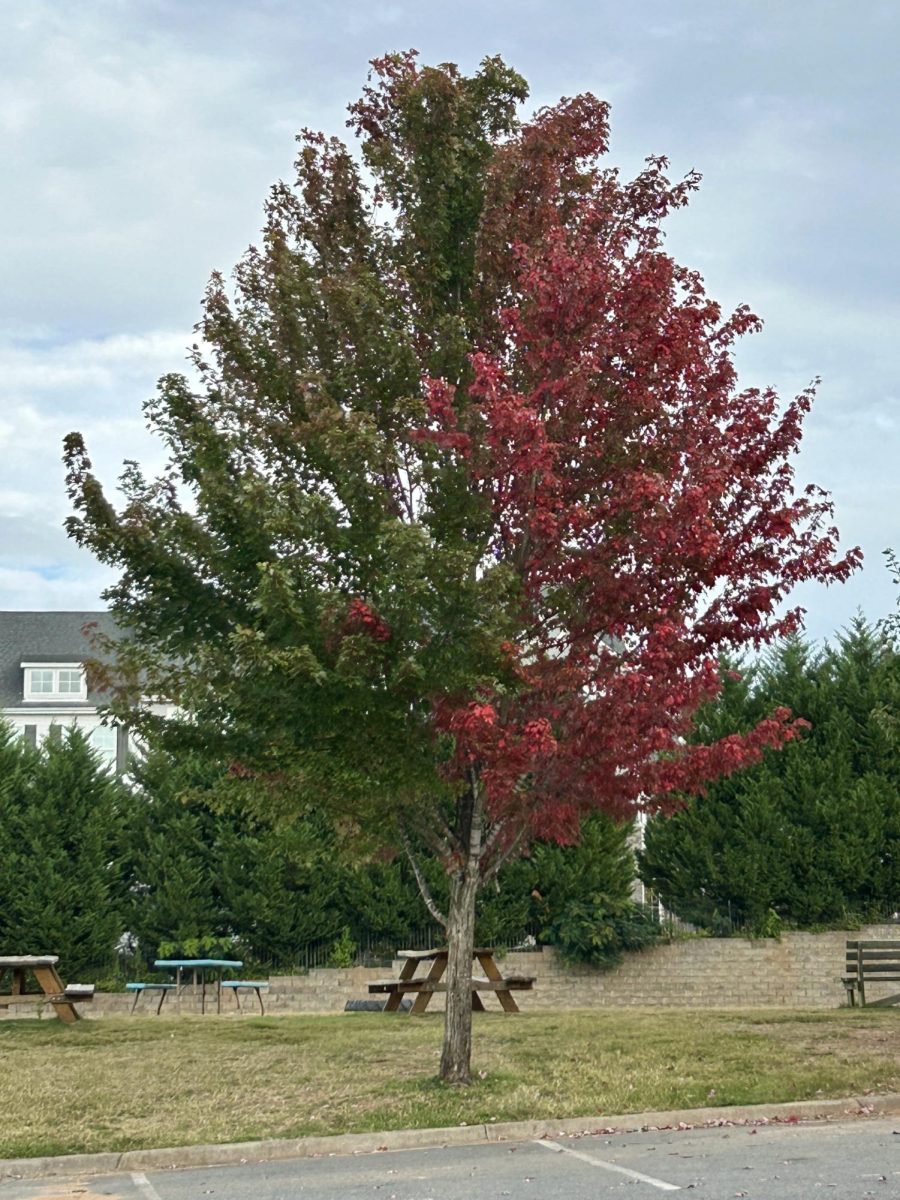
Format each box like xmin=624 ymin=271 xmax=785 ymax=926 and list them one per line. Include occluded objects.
xmin=21 ymin=662 xmax=88 ymax=702
xmin=57 ymin=669 xmax=84 ymax=694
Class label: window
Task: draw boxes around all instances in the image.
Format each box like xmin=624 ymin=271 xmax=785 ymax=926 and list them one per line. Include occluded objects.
xmin=89 ymin=724 xmax=118 ymax=767
xmin=58 ymin=669 xmax=83 ymax=694
xmin=29 ymin=669 xmax=54 ymax=694
xmin=21 ymin=663 xmax=87 ymax=701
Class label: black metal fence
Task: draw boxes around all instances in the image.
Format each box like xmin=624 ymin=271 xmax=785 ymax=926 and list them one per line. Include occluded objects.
xmin=636 ymin=900 xmax=900 ymax=939
xmin=247 ymin=904 xmax=900 ymax=976
xmin=282 ymin=924 xmax=542 ymax=973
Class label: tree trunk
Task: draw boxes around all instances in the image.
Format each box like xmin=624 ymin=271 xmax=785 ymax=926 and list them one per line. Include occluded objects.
xmin=439 ymin=861 xmax=480 ymax=1084
xmin=439 ymin=778 xmax=484 ymax=1085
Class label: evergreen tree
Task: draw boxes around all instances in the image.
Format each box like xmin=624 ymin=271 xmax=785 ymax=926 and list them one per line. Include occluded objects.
xmin=215 ymin=814 xmax=350 ymax=961
xmin=122 ymin=751 xmax=222 ymax=961
xmin=342 ymin=856 xmax=438 ymax=947
xmin=0 ymin=727 xmax=39 ymax=949
xmin=520 ymin=813 xmax=658 ymax=967
xmin=0 ymin=724 xmax=128 ymax=977
xmin=125 ymin=749 xmax=342 ymax=962
xmin=639 ymin=619 xmax=900 ymax=930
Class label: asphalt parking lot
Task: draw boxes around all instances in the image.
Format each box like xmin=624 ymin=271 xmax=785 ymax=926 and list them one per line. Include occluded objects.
xmin=3 ymin=1118 xmax=900 ymax=1200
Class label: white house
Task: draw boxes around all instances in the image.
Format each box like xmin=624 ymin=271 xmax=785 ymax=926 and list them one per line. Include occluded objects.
xmin=0 ymin=610 xmax=131 ymax=771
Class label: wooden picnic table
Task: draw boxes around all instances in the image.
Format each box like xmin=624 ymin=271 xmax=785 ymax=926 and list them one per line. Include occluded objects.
xmin=0 ymin=955 xmax=94 ymax=1024
xmin=368 ymin=947 xmax=534 ymax=1014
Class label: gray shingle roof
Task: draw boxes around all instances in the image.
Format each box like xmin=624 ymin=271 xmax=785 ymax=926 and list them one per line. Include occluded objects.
xmin=0 ymin=611 xmax=122 ymax=709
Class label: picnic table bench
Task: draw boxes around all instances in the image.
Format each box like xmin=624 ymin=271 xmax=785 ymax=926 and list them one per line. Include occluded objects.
xmin=0 ymin=956 xmax=94 ymax=1023
xmin=126 ymin=981 xmax=176 ymax=1014
xmin=368 ymin=947 xmax=534 ymax=1014
xmin=843 ymin=940 xmax=900 ymax=1006
xmin=220 ymin=979 xmax=269 ymax=1014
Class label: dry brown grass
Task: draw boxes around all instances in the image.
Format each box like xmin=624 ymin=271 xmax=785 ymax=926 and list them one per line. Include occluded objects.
xmin=2 ymin=1007 xmax=899 ymax=1158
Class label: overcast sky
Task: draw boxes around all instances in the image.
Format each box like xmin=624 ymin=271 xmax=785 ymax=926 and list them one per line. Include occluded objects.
xmin=1 ymin=0 xmax=897 ymax=644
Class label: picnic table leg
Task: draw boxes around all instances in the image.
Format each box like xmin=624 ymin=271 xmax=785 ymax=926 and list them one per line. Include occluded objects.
xmin=176 ymin=966 xmax=183 ymax=1014
xmin=856 ymin=945 xmax=866 ymax=1007
xmin=476 ymin=951 xmax=519 ymax=1013
xmin=4 ymin=968 xmax=25 ymax=1016
xmin=156 ymin=987 xmax=168 ymax=1016
xmin=385 ymin=957 xmax=418 ymax=1013
xmin=254 ymin=986 xmax=265 ymax=1015
xmin=471 ymin=990 xmax=486 ymax=1012
xmin=410 ymin=956 xmax=447 ymax=1015
xmin=32 ymin=964 xmax=79 ymax=1024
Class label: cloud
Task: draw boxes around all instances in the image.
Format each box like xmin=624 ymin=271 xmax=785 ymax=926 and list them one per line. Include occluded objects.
xmin=0 ymin=0 xmax=897 ymax=640
xmin=0 ymin=2 xmax=336 ymax=338
xmin=0 ymin=566 xmax=116 ymax=612
xmin=0 ymin=329 xmax=180 ymax=610
xmin=0 ymin=331 xmax=190 ymax=409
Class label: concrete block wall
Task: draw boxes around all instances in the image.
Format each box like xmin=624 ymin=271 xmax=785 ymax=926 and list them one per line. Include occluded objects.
xmin=498 ymin=923 xmax=900 ymax=1011
xmin=7 ymin=924 xmax=896 ymax=1020
xmin=256 ymin=923 xmax=899 ymax=1014
xmin=265 ymin=965 xmax=393 ymax=1013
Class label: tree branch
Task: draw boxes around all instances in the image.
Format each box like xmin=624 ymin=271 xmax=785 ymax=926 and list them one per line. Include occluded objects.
xmin=480 ymin=815 xmax=508 ymax=858
xmin=399 ymin=828 xmax=448 ymax=928
xmin=480 ymin=821 xmax=529 ymax=885
xmin=467 ymin=768 xmax=484 ymax=863
xmin=409 ymin=806 xmax=461 ymax=858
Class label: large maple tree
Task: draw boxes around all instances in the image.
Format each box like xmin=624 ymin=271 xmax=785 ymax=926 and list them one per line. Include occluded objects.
xmin=64 ymin=53 xmax=859 ymax=1083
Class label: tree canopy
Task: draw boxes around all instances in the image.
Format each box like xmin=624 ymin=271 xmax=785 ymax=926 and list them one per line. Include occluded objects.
xmin=64 ymin=52 xmax=859 ymax=1081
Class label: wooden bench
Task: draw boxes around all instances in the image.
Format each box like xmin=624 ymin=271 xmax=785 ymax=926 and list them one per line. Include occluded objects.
xmin=126 ymin=982 xmax=176 ymax=1014
xmin=220 ymin=980 xmax=269 ymax=1014
xmin=48 ymin=984 xmax=95 ymax=1002
xmin=6 ymin=983 xmax=95 ymax=1007
xmin=843 ymin=940 xmax=900 ymax=1006
xmin=368 ymin=948 xmax=535 ymax=1014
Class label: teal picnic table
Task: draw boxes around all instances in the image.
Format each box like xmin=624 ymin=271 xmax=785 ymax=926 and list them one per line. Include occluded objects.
xmin=153 ymin=958 xmax=243 ymax=1015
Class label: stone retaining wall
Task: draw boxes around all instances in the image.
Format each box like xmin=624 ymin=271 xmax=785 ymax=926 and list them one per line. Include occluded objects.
xmin=257 ymin=923 xmax=896 ymax=1014
xmin=7 ymin=924 xmax=894 ymax=1019
xmin=497 ymin=924 xmax=897 ymax=1011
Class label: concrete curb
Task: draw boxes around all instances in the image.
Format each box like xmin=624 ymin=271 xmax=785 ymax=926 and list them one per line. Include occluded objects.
xmin=4 ymin=1093 xmax=900 ymax=1181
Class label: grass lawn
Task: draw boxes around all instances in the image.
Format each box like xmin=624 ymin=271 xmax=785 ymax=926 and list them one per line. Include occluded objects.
xmin=2 ymin=1008 xmax=899 ymax=1159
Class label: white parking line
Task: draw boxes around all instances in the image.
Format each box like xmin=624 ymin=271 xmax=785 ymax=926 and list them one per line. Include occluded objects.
xmin=536 ymin=1138 xmax=681 ymax=1191
xmin=130 ymin=1171 xmax=164 ymax=1200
